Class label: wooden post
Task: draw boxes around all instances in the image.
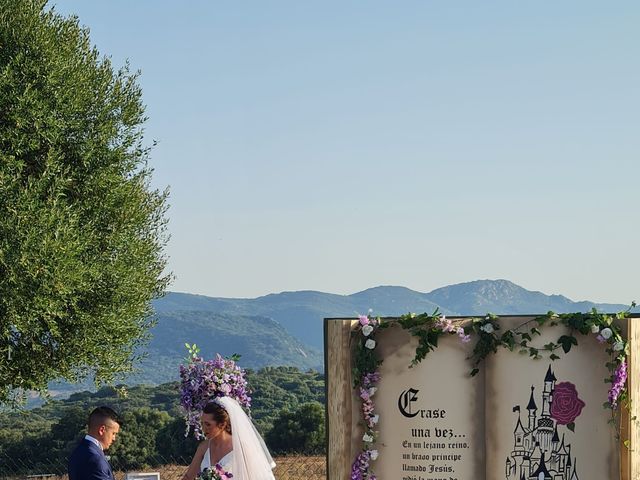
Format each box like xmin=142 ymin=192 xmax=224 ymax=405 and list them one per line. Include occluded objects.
xmin=621 ymin=317 xmax=640 ymax=480
xmin=325 ymin=319 xmax=355 ymax=480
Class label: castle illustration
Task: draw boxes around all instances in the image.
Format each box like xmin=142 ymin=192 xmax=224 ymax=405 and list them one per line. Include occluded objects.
xmin=505 ymin=366 xmax=580 ymax=480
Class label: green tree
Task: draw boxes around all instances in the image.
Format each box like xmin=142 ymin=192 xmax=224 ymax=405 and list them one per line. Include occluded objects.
xmin=155 ymin=416 xmax=199 ymax=465
xmin=109 ymin=407 xmax=171 ymax=470
xmin=265 ymin=402 xmax=326 ymax=454
xmin=0 ymin=0 xmax=170 ymax=406
xmin=48 ymin=406 xmax=87 ymax=453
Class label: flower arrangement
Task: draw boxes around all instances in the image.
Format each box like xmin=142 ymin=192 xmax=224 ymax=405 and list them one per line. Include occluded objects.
xmin=351 ymin=314 xmax=381 ymax=480
xmin=351 ymin=305 xmax=635 ymax=476
xmin=179 ymin=344 xmax=251 ymax=439
xmin=197 ymin=464 xmax=233 ymax=480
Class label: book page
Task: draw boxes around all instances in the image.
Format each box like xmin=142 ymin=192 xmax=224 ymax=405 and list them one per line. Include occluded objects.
xmin=359 ymin=324 xmax=484 ymax=480
xmin=485 ymin=317 xmax=620 ymax=480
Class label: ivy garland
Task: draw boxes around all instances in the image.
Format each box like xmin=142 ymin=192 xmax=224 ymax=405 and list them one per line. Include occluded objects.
xmin=350 ymin=305 xmax=636 ymax=480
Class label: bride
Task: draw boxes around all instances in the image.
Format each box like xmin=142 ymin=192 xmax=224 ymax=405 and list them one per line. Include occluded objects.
xmin=182 ymin=397 xmax=276 ymax=480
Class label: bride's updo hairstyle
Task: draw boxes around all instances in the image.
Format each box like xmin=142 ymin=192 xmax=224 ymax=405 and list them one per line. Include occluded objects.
xmin=203 ymin=401 xmax=232 ymax=434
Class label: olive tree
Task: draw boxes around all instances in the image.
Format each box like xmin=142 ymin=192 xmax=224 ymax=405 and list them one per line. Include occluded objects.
xmin=0 ymin=0 xmax=171 ymax=405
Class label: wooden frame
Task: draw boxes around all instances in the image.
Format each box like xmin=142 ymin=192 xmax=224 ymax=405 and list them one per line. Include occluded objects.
xmin=325 ymin=315 xmax=640 ymax=480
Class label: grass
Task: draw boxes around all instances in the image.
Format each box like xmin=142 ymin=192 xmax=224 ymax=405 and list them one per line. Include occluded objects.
xmin=1 ymin=456 xmax=327 ymax=480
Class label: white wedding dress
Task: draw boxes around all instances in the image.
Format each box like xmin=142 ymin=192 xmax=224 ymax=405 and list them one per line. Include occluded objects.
xmin=206 ymin=397 xmax=276 ymax=480
xmin=200 ymin=441 xmax=234 ymax=474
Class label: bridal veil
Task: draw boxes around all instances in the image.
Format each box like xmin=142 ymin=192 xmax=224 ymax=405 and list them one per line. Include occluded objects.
xmin=215 ymin=396 xmax=276 ymax=480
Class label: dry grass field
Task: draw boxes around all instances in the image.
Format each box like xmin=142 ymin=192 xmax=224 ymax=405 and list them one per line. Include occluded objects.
xmin=154 ymin=457 xmax=326 ymax=480
xmin=2 ymin=456 xmax=326 ymax=480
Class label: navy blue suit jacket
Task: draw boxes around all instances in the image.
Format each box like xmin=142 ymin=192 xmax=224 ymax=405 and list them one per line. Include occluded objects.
xmin=68 ymin=438 xmax=115 ymax=480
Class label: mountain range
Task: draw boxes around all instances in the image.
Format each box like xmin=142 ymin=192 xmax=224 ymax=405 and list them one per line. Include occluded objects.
xmin=154 ymin=279 xmax=630 ymax=349
xmin=48 ymin=279 xmax=635 ymax=396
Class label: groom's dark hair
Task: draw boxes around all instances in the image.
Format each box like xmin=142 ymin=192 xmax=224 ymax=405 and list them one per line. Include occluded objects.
xmin=88 ymin=406 xmax=121 ymax=429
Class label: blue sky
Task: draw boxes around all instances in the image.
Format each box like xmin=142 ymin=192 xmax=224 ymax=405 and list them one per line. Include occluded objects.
xmin=51 ymin=1 xmax=639 ymax=303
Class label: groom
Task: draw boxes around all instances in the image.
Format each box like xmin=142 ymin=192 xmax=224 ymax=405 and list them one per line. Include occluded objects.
xmin=68 ymin=406 xmax=121 ymax=480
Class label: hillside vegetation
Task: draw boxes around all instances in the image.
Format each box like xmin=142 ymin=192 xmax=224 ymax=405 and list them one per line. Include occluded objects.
xmin=0 ymin=367 xmax=325 ymax=475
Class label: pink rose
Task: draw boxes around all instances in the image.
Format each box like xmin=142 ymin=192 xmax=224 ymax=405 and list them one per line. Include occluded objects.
xmin=551 ymin=382 xmax=585 ymax=425
xmin=359 ymin=315 xmax=370 ymax=326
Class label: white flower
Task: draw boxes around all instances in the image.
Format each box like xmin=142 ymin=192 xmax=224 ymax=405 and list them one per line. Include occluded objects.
xmin=480 ymin=323 xmax=494 ymax=334
xmin=371 ymin=414 xmax=379 ymax=424
xmin=362 ymin=325 xmax=374 ymax=337
xmin=368 ymin=387 xmax=377 ymax=397
xmin=600 ymin=328 xmax=613 ymax=340
xmin=365 ymin=339 xmax=376 ymax=349
xmin=613 ymin=341 xmax=625 ymax=351
xmin=363 ymin=433 xmax=374 ymax=443
xmin=369 ymin=449 xmax=379 ymax=460
xmin=591 ymin=324 xmax=600 ymax=334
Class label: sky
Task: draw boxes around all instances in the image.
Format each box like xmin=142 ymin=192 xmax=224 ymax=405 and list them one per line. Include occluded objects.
xmin=51 ymin=1 xmax=639 ymax=304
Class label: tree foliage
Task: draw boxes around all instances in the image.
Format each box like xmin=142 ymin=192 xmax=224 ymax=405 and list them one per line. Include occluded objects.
xmin=248 ymin=366 xmax=325 ymax=433
xmin=265 ymin=402 xmax=326 ymax=454
xmin=0 ymin=0 xmax=170 ymax=405
xmin=108 ymin=408 xmax=171 ymax=470
xmin=0 ymin=368 xmax=326 ymax=473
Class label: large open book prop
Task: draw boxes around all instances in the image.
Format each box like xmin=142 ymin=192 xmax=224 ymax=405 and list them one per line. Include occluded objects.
xmin=325 ymin=316 xmax=639 ymax=480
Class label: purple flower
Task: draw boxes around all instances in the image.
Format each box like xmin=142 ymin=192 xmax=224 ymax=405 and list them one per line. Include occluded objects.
xmin=351 ymin=451 xmax=372 ymax=480
xmin=359 ymin=388 xmax=370 ymax=401
xmin=608 ymin=359 xmax=627 ymax=409
xmin=362 ymin=372 xmax=380 ymax=388
xmin=196 ymin=463 xmax=233 ymax=480
xmin=179 ymin=350 xmax=251 ymax=438
xmin=359 ymin=315 xmax=370 ymax=326
xmin=436 ymin=316 xmax=454 ymax=333
xmin=456 ymin=327 xmax=472 ymax=343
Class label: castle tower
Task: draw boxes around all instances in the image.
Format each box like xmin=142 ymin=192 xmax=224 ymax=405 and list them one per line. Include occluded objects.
xmin=549 ymin=424 xmax=561 ymax=471
xmin=564 ymin=445 xmax=573 ymax=480
xmin=507 ymin=408 xmax=529 ymax=479
xmin=514 ymin=411 xmax=526 ymax=451
xmin=551 ymin=425 xmax=560 ymax=452
xmin=537 ymin=366 xmax=556 ymax=452
xmin=554 ymin=431 xmax=568 ymax=475
xmin=542 ymin=365 xmax=556 ymax=418
xmin=527 ymin=386 xmax=538 ymax=433
xmin=521 ymin=455 xmax=531 ymax=480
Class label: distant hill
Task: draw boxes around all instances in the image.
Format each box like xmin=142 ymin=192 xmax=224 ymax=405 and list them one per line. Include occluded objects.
xmin=129 ymin=311 xmax=322 ymax=384
xmin=153 ymin=287 xmax=446 ymax=348
xmin=45 ymin=311 xmax=322 ymax=398
xmin=154 ymin=280 xmax=632 ymax=349
xmin=426 ymin=279 xmax=629 ymax=316
xmin=45 ymin=279 xmax=633 ymax=398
